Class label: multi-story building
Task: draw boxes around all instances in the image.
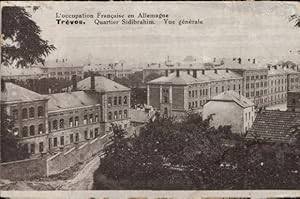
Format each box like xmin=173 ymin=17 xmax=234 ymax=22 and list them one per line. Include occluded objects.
xmin=147 ymin=69 xmax=243 ymax=117
xmin=203 ymin=90 xmax=255 ymax=135
xmin=221 ymin=60 xmax=269 ymax=107
xmin=287 ymin=89 xmax=300 ymax=112
xmin=2 ymin=66 xmax=46 ymax=81
xmin=38 ymin=59 xmax=84 ymax=80
xmin=0 ymin=82 xmax=49 ymax=157
xmin=0 ymin=74 xmax=131 ymax=158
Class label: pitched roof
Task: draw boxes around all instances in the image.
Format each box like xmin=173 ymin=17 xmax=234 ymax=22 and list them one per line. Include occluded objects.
xmin=148 ymin=70 xmax=242 ymax=85
xmin=148 ymin=71 xmax=198 ymax=85
xmin=76 ymin=76 xmax=130 ymax=92
xmin=47 ymin=91 xmax=98 ymax=112
xmin=1 ymin=82 xmax=46 ymax=102
xmin=219 ymin=60 xmax=267 ymax=71
xmin=247 ymin=110 xmax=300 ymax=143
xmin=268 ymin=67 xmax=300 ymax=76
xmin=209 ymin=90 xmax=254 ymax=108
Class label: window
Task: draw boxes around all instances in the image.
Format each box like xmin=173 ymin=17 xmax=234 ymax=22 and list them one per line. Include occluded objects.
xmin=38 ymin=106 xmax=44 ymax=117
xmin=108 ymin=97 xmax=112 ymax=107
xmin=83 ymin=115 xmax=87 ymax=124
xmin=164 ymin=108 xmax=168 ymax=115
xmin=119 ymin=96 xmax=122 ymax=105
xmin=39 ymin=142 xmax=44 ymax=153
xmin=23 ymin=126 xmax=28 ymax=137
xmin=189 ymin=102 xmax=191 ymax=109
xmin=75 ymin=133 xmax=79 ymax=142
xmin=59 ymin=119 xmax=64 ymax=129
xmin=233 ymin=85 xmax=236 ymax=90
xmin=22 ymin=108 xmax=28 ymax=119
xmin=114 ymin=111 xmax=118 ymax=120
xmin=54 ymin=138 xmax=58 ymax=147
xmin=108 ymin=112 xmax=112 ymax=120
xmin=38 ymin=124 xmax=44 ymax=134
xmin=29 ymin=125 xmax=35 ymax=136
xmin=114 ymin=97 xmax=118 ymax=105
xmin=70 ymin=134 xmax=74 ymax=143
xmin=124 ymin=96 xmax=128 ymax=104
xmin=69 ymin=117 xmax=73 ymax=127
xmin=89 ymin=114 xmax=93 ymax=123
xmin=216 ymin=87 xmax=218 ymax=93
xmin=12 ymin=109 xmax=18 ymax=120
xmin=84 ymin=131 xmax=88 ymax=139
xmin=95 ymin=128 xmax=99 ymax=137
xmin=222 ymin=86 xmax=224 ymax=92
xmin=189 ymin=91 xmax=192 ymax=98
xmin=30 ymin=144 xmax=35 ymax=154
xmin=74 ymin=116 xmax=79 ymax=126
xmin=119 ymin=110 xmax=122 ymax=119
xmin=164 ymin=96 xmax=168 ymax=103
xmin=29 ymin=107 xmax=35 ymax=118
xmin=53 ymin=120 xmax=58 ymax=130
xmin=124 ymin=110 xmax=128 ymax=118
xmin=95 ymin=114 xmax=98 ymax=122
xmin=90 ymin=129 xmax=93 ymax=139
xmin=60 ymin=136 xmax=64 ymax=146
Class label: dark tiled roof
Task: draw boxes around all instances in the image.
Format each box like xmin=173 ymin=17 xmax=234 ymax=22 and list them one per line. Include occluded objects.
xmin=47 ymin=91 xmax=98 ymax=112
xmin=76 ymin=76 xmax=130 ymax=92
xmin=1 ymin=82 xmax=47 ymax=102
xmin=247 ymin=110 xmax=300 ymax=143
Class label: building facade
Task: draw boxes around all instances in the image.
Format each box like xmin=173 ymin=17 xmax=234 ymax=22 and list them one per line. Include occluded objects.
xmin=203 ymin=90 xmax=255 ymax=135
xmin=287 ymin=89 xmax=300 ymax=112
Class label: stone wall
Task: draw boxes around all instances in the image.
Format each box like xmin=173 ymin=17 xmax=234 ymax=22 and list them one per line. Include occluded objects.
xmin=0 ymin=156 xmax=47 ymax=180
xmin=46 ymin=133 xmax=110 ymax=176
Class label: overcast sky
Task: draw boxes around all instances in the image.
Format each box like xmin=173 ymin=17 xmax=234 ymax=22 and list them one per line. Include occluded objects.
xmin=4 ymin=1 xmax=300 ymax=64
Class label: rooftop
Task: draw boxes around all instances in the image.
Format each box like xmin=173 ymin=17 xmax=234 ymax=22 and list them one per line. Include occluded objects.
xmin=2 ymin=66 xmax=45 ymax=77
xmin=130 ymin=109 xmax=156 ymax=123
xmin=268 ymin=67 xmax=299 ymax=76
xmin=76 ymin=76 xmax=130 ymax=92
xmin=246 ymin=110 xmax=300 ymax=143
xmin=209 ymin=90 xmax=254 ymax=108
xmin=1 ymin=82 xmax=46 ymax=103
xmin=47 ymin=91 xmax=98 ymax=112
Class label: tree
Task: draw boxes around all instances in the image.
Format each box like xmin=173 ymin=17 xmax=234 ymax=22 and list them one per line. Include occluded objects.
xmin=1 ymin=6 xmax=56 ymax=67
xmin=0 ymin=106 xmax=30 ymax=162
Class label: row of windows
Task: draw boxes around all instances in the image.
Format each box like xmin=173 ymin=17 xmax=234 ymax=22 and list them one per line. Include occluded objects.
xmin=108 ymin=96 xmax=128 ymax=107
xmin=246 ymin=82 xmax=268 ymax=89
xmin=215 ymin=85 xmax=240 ymax=94
xmin=188 ymin=100 xmax=207 ymax=109
xmin=270 ymin=79 xmax=286 ymax=85
xmin=269 ymin=94 xmax=286 ymax=101
xmin=24 ymin=142 xmax=44 ymax=154
xmin=19 ymin=124 xmax=45 ymax=138
xmin=189 ymin=89 xmax=208 ymax=98
xmin=246 ymin=75 xmax=267 ymax=81
xmin=108 ymin=110 xmax=128 ymax=120
xmin=244 ymin=112 xmax=253 ymax=123
xmin=12 ymin=106 xmax=44 ymax=120
xmin=52 ymin=71 xmax=82 ymax=76
xmin=49 ymin=114 xmax=99 ymax=131
xmin=50 ymin=128 xmax=100 ymax=148
xmin=245 ymin=89 xmax=268 ymax=98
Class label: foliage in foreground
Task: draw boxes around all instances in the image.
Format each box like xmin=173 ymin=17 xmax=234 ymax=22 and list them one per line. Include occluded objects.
xmin=94 ymin=113 xmax=300 ymax=190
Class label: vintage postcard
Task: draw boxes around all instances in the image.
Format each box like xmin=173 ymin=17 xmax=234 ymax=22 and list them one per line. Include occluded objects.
xmin=1 ymin=0 xmax=300 ymax=197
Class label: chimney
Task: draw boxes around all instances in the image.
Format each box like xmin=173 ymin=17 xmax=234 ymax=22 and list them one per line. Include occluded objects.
xmin=238 ymin=58 xmax=241 ymax=64
xmin=71 ymin=75 xmax=77 ymax=91
xmin=248 ymin=58 xmax=250 ymax=62
xmin=158 ymin=64 xmax=161 ymax=68
xmin=273 ymin=65 xmax=277 ymax=70
xmin=202 ymin=69 xmax=205 ymax=75
xmin=193 ymin=70 xmax=197 ymax=78
xmin=1 ymin=79 xmax=6 ymax=92
xmin=253 ymin=59 xmax=255 ymax=64
xmin=56 ymin=59 xmax=58 ymax=63
xmin=226 ymin=68 xmax=229 ymax=73
xmin=214 ymin=69 xmax=217 ymax=74
xmin=147 ymin=64 xmax=150 ymax=68
xmin=165 ymin=70 xmax=169 ymax=77
xmin=268 ymin=65 xmax=271 ymax=70
xmin=91 ymin=73 xmax=95 ymax=91
xmin=176 ymin=69 xmax=180 ymax=77
xmin=187 ymin=70 xmax=190 ymax=75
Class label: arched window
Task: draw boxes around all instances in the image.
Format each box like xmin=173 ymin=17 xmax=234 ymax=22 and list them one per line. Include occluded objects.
xmin=124 ymin=110 xmax=128 ymax=118
xmin=123 ymin=96 xmax=128 ymax=104
xmin=22 ymin=126 xmax=28 ymax=137
xmin=59 ymin=119 xmax=64 ymax=129
xmin=22 ymin=108 xmax=28 ymax=119
xmin=53 ymin=120 xmax=58 ymax=130
xmin=118 ymin=96 xmax=122 ymax=105
xmin=114 ymin=111 xmax=118 ymax=120
xmin=89 ymin=114 xmax=93 ymax=123
xmin=29 ymin=125 xmax=35 ymax=136
xmin=69 ymin=117 xmax=73 ymax=127
xmin=38 ymin=124 xmax=44 ymax=134
xmin=38 ymin=106 xmax=44 ymax=117
xmin=12 ymin=109 xmax=18 ymax=120
xmin=75 ymin=116 xmax=79 ymax=126
xmin=119 ymin=110 xmax=122 ymax=119
xmin=29 ymin=107 xmax=35 ymax=118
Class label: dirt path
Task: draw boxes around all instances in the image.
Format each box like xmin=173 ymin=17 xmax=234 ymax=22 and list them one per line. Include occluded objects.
xmin=59 ymin=155 xmax=100 ymax=190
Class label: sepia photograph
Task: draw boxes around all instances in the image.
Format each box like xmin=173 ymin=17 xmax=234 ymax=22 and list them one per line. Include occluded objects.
xmin=1 ymin=0 xmax=300 ymax=193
